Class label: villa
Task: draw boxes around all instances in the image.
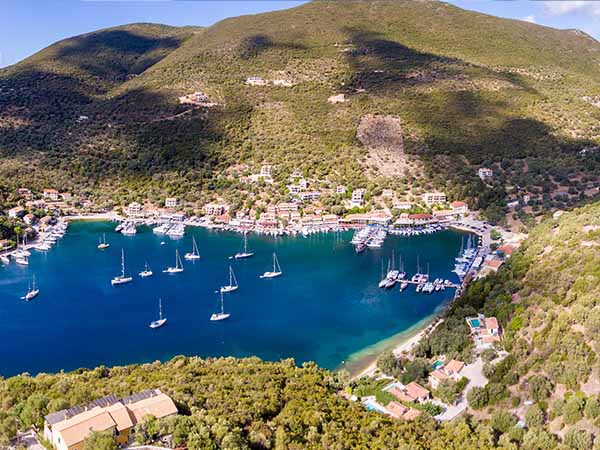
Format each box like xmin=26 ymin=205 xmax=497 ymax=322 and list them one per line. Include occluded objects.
xmin=386 ymin=401 xmax=422 ymax=421
xmin=429 ymin=360 xmax=465 ymax=389
xmin=8 ymin=206 xmax=25 ymax=219
xmin=466 ymin=314 xmax=502 ymax=349
xmin=43 ymin=189 xmax=60 ymax=201
xmin=350 ymin=189 xmax=366 ymax=207
xmin=43 ymin=389 xmax=177 ymax=450
xmin=450 ymin=201 xmax=469 ymax=215
xmin=385 ymin=381 xmax=430 ymax=404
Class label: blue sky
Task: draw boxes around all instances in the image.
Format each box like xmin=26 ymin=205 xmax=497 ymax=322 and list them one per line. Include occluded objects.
xmin=1 ymin=1 xmax=599 ymax=68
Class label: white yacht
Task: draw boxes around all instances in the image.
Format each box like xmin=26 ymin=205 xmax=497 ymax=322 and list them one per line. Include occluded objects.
xmin=184 ymin=237 xmax=201 ymax=260
xmin=0 ymin=254 xmax=9 ymax=265
xmin=220 ymin=265 xmax=239 ymax=293
xmin=22 ymin=276 xmax=39 ymax=301
xmin=15 ymin=255 xmax=29 ymax=266
xmin=139 ymin=261 xmax=153 ymax=278
xmin=210 ymin=291 xmax=230 ymax=321
xmin=163 ymin=249 xmax=184 ymax=273
xmin=234 ymin=233 xmax=254 ymax=259
xmin=111 ymin=249 xmax=133 ymax=285
xmin=149 ymin=298 xmax=167 ymax=329
xmin=122 ymin=223 xmax=137 ymax=236
xmin=97 ymin=233 xmax=110 ymax=250
xmin=260 ymin=253 xmax=283 ymax=279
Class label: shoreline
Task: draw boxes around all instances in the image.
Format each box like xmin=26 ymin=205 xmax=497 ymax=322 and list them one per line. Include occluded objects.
xmin=343 ymin=313 xmax=446 ymax=380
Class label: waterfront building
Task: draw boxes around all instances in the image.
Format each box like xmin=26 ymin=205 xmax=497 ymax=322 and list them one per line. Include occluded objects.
xmin=23 ymin=213 xmax=37 ymax=225
xmin=165 ymin=197 xmax=178 ymax=209
xmin=432 ymin=209 xmax=457 ymax=221
xmin=7 ymin=206 xmax=25 ymax=219
xmin=43 ymin=389 xmax=177 ymax=450
xmin=126 ymin=202 xmax=142 ymax=216
xmin=395 ymin=213 xmax=435 ymax=226
xmin=422 ymin=192 xmax=446 ymax=207
xmin=450 ymin=201 xmax=469 ymax=215
xmin=478 ymin=167 xmax=493 ymax=180
xmin=290 ymin=211 xmax=302 ymax=223
xmin=322 ymin=214 xmax=339 ymax=225
xmin=43 ymin=189 xmax=60 ymax=201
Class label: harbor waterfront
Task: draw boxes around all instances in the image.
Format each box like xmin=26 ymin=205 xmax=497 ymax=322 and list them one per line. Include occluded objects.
xmin=0 ymin=221 xmax=469 ymax=377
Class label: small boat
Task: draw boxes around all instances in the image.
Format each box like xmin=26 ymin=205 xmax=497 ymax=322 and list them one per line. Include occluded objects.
xmin=234 ymin=233 xmax=254 ymax=259
xmin=111 ymin=249 xmax=133 ymax=286
xmin=122 ymin=223 xmax=137 ymax=236
xmin=210 ymin=291 xmax=230 ymax=321
xmin=115 ymin=223 xmax=124 ymax=232
xmin=97 ymin=233 xmax=110 ymax=250
xmin=184 ymin=237 xmax=201 ymax=260
xmin=399 ymin=281 xmax=409 ymax=291
xmin=163 ymin=249 xmax=184 ymax=273
xmin=260 ymin=252 xmax=283 ymax=279
xmin=220 ymin=265 xmax=239 ymax=293
xmin=15 ymin=255 xmax=29 ymax=266
xmin=355 ymin=243 xmax=366 ymax=253
xmin=21 ymin=276 xmax=39 ymax=301
xmin=149 ymin=298 xmax=167 ymax=329
xmin=0 ymin=254 xmax=9 ymax=265
xmin=139 ymin=261 xmax=153 ymax=278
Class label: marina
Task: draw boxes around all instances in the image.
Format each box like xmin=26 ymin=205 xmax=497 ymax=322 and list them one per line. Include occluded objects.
xmin=0 ymin=221 xmax=470 ymax=377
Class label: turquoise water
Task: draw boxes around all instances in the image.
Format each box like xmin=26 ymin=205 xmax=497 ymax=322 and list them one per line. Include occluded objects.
xmin=0 ymin=222 xmax=464 ymax=377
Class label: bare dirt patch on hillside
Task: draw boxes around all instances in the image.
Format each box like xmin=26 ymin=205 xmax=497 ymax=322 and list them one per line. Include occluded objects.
xmin=357 ymin=114 xmax=409 ymax=177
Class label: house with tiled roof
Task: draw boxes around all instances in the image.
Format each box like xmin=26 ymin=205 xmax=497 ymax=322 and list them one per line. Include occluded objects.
xmin=44 ymin=389 xmax=177 ymax=450
xmin=386 ymin=381 xmax=430 ymax=404
xmin=429 ymin=359 xmax=465 ymax=389
xmin=466 ymin=314 xmax=502 ymax=350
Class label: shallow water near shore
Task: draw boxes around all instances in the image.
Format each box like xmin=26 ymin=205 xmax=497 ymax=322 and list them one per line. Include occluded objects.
xmin=0 ymin=222 xmax=465 ymax=377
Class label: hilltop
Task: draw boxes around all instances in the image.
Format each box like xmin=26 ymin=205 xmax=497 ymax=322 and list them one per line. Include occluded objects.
xmin=1 ymin=1 xmax=600 ymax=225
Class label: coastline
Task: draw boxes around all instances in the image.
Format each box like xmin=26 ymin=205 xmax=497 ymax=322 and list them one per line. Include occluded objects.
xmin=343 ymin=313 xmax=445 ymax=380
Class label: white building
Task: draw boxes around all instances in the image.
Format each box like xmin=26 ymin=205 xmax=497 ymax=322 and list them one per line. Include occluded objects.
xmin=351 ymin=189 xmax=366 ymax=207
xmin=300 ymin=191 xmax=321 ymax=202
xmin=382 ymin=189 xmax=394 ymax=198
xmin=127 ymin=202 xmax=142 ymax=216
xmin=422 ymin=192 xmax=446 ymax=207
xmin=165 ymin=197 xmax=178 ymax=209
xmin=43 ymin=189 xmax=60 ymax=201
xmin=392 ymin=201 xmax=412 ymax=210
xmin=245 ymin=76 xmax=267 ymax=86
xmin=336 ymin=185 xmax=347 ymax=194
xmin=204 ymin=203 xmax=229 ymax=216
xmin=478 ymin=167 xmax=493 ymax=180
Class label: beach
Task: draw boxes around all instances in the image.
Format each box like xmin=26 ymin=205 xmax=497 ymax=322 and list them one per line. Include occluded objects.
xmin=346 ymin=316 xmax=445 ymax=379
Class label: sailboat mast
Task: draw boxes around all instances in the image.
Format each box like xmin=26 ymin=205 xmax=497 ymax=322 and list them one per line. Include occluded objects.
xmin=159 ymin=299 xmax=163 ymax=320
xmin=121 ymin=249 xmax=125 ymax=277
xmin=220 ymin=291 xmax=225 ymax=314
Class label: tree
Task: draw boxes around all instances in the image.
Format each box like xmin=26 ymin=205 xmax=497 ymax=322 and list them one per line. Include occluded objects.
xmin=84 ymin=431 xmax=116 ymax=450
xmin=525 ymin=404 xmax=545 ymax=429
xmin=564 ymin=395 xmax=585 ymax=425
xmin=400 ymin=358 xmax=430 ymax=385
xmin=563 ymin=429 xmax=592 ymax=450
xmin=376 ymin=351 xmax=403 ymax=377
xmin=522 ymin=429 xmax=556 ymax=450
xmin=467 ymin=387 xmax=489 ymax=409
xmin=528 ymin=375 xmax=553 ymax=403
xmin=490 ymin=410 xmax=517 ymax=434
xmin=584 ymin=396 xmax=600 ymax=419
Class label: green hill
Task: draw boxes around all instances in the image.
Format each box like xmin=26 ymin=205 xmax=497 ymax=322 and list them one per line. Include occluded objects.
xmin=1 ymin=1 xmax=600 ymax=221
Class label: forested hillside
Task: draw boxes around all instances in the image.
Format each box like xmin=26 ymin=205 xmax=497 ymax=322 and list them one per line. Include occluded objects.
xmin=1 ymin=1 xmax=600 ymax=220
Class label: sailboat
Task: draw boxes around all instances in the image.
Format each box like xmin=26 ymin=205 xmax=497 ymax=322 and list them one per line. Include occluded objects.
xmin=149 ymin=298 xmax=167 ymax=329
xmin=111 ymin=249 xmax=133 ymax=285
xmin=1 ymin=254 xmax=10 ymax=265
xmin=184 ymin=237 xmax=201 ymax=260
xmin=139 ymin=261 xmax=153 ymax=278
xmin=220 ymin=265 xmax=239 ymax=293
xmin=19 ymin=235 xmax=31 ymax=257
xmin=97 ymin=233 xmax=110 ymax=250
xmin=163 ymin=249 xmax=184 ymax=273
xmin=260 ymin=253 xmax=283 ymax=279
xmin=234 ymin=233 xmax=254 ymax=259
xmin=210 ymin=291 xmax=230 ymax=321
xmin=21 ymin=276 xmax=39 ymax=301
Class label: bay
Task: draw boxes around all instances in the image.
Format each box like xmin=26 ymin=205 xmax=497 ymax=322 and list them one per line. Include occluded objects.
xmin=0 ymin=221 xmax=465 ymax=377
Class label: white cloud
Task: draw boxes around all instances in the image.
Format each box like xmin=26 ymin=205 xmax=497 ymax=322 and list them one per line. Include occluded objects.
xmin=543 ymin=1 xmax=600 ymax=16
xmin=521 ymin=14 xmax=537 ymax=23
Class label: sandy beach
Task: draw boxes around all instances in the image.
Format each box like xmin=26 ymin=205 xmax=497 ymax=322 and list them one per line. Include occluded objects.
xmin=347 ymin=317 xmax=444 ymax=380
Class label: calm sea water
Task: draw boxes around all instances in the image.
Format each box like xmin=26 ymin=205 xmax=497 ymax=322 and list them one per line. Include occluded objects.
xmin=0 ymin=222 xmax=465 ymax=377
